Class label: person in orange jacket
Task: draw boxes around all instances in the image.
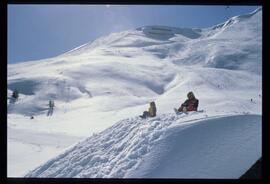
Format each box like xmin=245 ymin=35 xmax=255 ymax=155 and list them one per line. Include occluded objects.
xmin=176 ymin=91 xmax=199 ymax=113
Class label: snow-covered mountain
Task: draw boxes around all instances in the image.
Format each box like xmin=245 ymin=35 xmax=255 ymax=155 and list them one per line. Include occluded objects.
xmin=8 ymin=8 xmax=262 ymax=178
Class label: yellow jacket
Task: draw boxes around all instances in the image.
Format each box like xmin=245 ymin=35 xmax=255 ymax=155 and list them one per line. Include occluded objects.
xmin=148 ymin=106 xmax=156 ymax=117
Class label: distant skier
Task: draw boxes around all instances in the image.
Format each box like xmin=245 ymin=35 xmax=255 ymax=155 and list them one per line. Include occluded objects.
xmin=10 ymin=89 xmax=19 ymax=103
xmin=140 ymin=101 xmax=157 ymax=119
xmin=12 ymin=89 xmax=19 ymax=99
xmin=174 ymin=91 xmax=199 ymax=113
xmin=47 ymin=100 xmax=54 ymax=116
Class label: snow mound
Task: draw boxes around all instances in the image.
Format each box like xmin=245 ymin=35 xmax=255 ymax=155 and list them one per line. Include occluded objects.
xmin=25 ymin=113 xmax=261 ymax=178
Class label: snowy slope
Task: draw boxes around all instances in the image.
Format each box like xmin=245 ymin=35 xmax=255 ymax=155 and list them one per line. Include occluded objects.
xmin=8 ymin=127 xmax=83 ymax=176
xmin=25 ymin=112 xmax=261 ymax=178
xmin=8 ymin=8 xmax=262 ymax=177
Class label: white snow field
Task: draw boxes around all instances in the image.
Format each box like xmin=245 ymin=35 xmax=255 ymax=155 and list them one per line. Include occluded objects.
xmin=25 ymin=113 xmax=261 ymax=178
xmin=8 ymin=8 xmax=262 ymax=178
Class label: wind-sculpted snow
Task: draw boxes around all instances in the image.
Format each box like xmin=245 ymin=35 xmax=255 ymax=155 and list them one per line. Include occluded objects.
xmin=62 ymin=8 xmax=261 ymax=73
xmin=140 ymin=25 xmax=202 ymax=40
xmin=25 ymin=112 xmax=261 ymax=178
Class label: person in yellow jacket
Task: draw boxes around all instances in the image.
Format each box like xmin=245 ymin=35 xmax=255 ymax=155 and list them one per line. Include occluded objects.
xmin=140 ymin=101 xmax=157 ymax=119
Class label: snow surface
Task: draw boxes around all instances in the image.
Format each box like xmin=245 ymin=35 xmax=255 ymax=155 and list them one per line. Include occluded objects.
xmin=8 ymin=8 xmax=262 ymax=178
xmin=25 ymin=113 xmax=261 ymax=178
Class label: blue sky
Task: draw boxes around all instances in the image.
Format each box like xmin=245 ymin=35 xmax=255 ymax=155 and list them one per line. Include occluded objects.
xmin=8 ymin=5 xmax=260 ymax=64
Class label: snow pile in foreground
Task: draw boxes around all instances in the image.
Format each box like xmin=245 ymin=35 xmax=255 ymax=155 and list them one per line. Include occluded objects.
xmin=26 ymin=112 xmax=261 ymax=178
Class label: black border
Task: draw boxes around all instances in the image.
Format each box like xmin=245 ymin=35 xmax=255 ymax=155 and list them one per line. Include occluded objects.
xmin=1 ymin=0 xmax=8 ymax=184
xmin=2 ymin=0 xmax=268 ymax=184
xmin=5 ymin=0 xmax=265 ymax=5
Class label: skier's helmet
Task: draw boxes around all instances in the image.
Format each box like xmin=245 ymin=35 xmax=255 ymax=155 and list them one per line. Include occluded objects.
xmin=187 ymin=91 xmax=195 ymax=99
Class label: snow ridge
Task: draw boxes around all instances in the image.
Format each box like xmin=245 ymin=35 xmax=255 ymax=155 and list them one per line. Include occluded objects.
xmin=25 ymin=112 xmax=181 ymax=178
xmin=26 ymin=112 xmax=261 ymax=178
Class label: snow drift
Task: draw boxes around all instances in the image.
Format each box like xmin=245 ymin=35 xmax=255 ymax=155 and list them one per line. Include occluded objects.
xmin=25 ymin=112 xmax=261 ymax=178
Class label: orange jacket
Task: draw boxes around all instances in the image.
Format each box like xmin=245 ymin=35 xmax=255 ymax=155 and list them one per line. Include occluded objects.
xmin=178 ymin=98 xmax=199 ymax=112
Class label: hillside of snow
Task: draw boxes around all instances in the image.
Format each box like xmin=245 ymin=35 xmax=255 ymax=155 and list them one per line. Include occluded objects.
xmin=8 ymin=8 xmax=262 ymax=178
xmin=26 ymin=113 xmax=261 ymax=178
